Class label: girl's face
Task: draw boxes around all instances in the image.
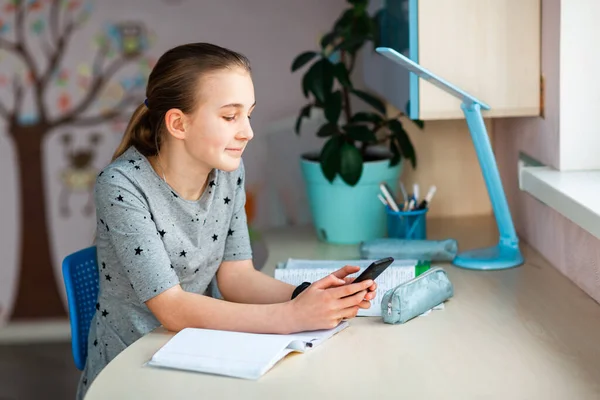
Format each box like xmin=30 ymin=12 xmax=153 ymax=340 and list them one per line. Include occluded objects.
xmin=182 ymin=67 xmax=255 ymax=173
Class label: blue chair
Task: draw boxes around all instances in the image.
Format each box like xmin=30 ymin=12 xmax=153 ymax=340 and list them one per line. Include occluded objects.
xmin=62 ymin=246 xmax=99 ymax=370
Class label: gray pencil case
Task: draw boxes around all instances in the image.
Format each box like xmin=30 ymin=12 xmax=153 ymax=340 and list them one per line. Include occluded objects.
xmin=359 ymin=238 xmax=458 ymax=262
xmin=381 ymin=267 xmax=454 ymax=324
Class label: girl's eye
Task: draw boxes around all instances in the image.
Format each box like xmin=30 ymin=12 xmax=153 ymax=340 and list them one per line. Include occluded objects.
xmin=223 ymin=116 xmax=235 ymax=121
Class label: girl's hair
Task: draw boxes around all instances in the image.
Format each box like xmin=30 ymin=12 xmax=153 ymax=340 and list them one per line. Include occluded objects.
xmin=111 ymin=42 xmax=251 ymax=161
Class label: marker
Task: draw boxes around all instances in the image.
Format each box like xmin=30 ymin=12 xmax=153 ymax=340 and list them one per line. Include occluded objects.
xmin=379 ymin=182 xmax=400 ymax=212
xmin=412 ymin=183 xmax=420 ymax=203
xmin=407 ymin=199 xmax=415 ymax=211
xmin=399 ymin=182 xmax=408 ymax=202
xmin=417 ymin=185 xmax=437 ymax=210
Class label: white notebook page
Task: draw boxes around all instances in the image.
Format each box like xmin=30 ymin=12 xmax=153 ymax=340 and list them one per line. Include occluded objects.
xmin=147 ymin=322 xmax=348 ymax=380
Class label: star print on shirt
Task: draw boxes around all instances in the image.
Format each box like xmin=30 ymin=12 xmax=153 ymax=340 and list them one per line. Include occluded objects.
xmin=93 ymin=339 xmax=98 ymax=346
xmin=171 ymin=191 xmax=178 ymax=198
xmin=116 ymin=195 xmax=124 ymax=202
xmin=105 ymin=274 xmax=112 ymax=282
xmin=212 ymin=234 xmax=218 ymax=241
xmin=102 ymin=262 xmax=106 ymax=269
xmin=134 ymin=247 xmax=143 ymax=255
xmin=180 ymin=250 xmax=187 ymax=257
xmin=135 ymin=165 xmax=140 ymax=170
xmin=237 ymin=177 xmax=242 ymax=186
xmin=102 ymin=309 xmax=109 ymax=317
xmin=96 ymin=302 xmax=100 ymax=310
xmin=209 ymin=180 xmax=216 ymax=187
xmin=224 ymin=197 xmax=231 ymax=205
xmin=159 ymin=230 xmax=166 ymax=237
xmin=228 ymin=229 xmax=234 ymax=237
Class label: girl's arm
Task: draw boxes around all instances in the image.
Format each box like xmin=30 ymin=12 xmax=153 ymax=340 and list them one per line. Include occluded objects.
xmin=215 ymin=259 xmax=295 ymax=304
xmin=146 ymin=270 xmax=375 ymax=334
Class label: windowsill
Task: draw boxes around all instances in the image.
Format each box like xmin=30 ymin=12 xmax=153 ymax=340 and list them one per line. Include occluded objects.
xmin=519 ymin=165 xmax=600 ymax=240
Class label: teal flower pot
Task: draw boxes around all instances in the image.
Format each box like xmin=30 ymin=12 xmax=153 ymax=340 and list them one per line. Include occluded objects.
xmin=300 ymin=153 xmax=402 ymax=244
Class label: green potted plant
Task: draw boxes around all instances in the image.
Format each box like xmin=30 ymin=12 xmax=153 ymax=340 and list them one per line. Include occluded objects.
xmin=291 ymin=0 xmax=424 ymax=244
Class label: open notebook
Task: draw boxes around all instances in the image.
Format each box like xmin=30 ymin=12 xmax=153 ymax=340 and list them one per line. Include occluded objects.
xmin=146 ymin=321 xmax=349 ymax=380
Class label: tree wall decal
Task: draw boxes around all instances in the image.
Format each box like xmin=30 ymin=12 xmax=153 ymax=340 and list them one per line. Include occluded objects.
xmin=0 ymin=0 xmax=153 ymax=320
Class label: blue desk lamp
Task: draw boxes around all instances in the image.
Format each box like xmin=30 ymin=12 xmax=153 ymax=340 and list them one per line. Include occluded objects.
xmin=376 ymin=47 xmax=523 ymax=270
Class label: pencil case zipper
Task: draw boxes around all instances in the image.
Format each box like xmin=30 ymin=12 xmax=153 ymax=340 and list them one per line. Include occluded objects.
xmin=386 ymin=266 xmax=444 ymax=316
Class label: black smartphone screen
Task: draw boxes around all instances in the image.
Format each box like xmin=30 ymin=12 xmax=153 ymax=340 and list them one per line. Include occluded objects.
xmin=353 ymin=257 xmax=394 ymax=284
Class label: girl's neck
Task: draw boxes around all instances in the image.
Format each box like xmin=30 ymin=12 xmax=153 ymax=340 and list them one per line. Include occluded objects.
xmin=150 ymin=143 xmax=212 ymax=201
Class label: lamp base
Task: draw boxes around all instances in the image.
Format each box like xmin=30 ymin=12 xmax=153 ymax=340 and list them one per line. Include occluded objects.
xmin=453 ymin=244 xmax=524 ymax=271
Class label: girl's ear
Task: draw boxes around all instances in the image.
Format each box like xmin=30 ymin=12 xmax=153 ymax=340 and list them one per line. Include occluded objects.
xmin=164 ymin=108 xmax=186 ymax=140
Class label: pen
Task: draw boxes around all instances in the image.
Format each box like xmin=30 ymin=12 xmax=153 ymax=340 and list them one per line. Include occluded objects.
xmin=407 ymin=199 xmax=415 ymax=211
xmin=399 ymin=182 xmax=408 ymax=203
xmin=377 ymin=194 xmax=388 ymax=207
xmin=379 ymin=183 xmax=400 ymax=212
xmin=412 ymin=183 xmax=419 ymax=203
xmin=417 ymin=185 xmax=437 ymax=210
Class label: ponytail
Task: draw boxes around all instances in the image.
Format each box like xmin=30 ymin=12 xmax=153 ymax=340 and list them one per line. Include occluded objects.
xmin=111 ymin=103 xmax=158 ymax=161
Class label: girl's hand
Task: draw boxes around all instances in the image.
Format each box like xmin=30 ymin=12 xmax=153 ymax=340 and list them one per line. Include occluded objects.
xmin=342 ymin=266 xmax=378 ymax=309
xmin=288 ymin=265 xmax=374 ymax=332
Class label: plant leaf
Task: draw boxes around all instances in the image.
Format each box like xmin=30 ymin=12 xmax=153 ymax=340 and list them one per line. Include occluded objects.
xmin=413 ymin=119 xmax=425 ymax=129
xmin=333 ymin=62 xmax=352 ymax=88
xmin=301 ymin=68 xmax=311 ymax=98
xmin=389 ymin=137 xmax=401 ymax=166
xmin=320 ymin=32 xmax=337 ymax=49
xmin=339 ymin=141 xmax=363 ymax=186
xmin=320 ymin=136 xmax=343 ymax=182
xmin=353 ymin=12 xmax=372 ymax=37
xmin=351 ymin=89 xmax=386 ymax=114
xmin=333 ymin=9 xmax=354 ymax=34
xmin=344 ymin=125 xmax=377 ymax=142
xmin=291 ymin=51 xmax=318 ymax=72
xmin=350 ymin=112 xmax=383 ymax=124
xmin=324 ymin=91 xmax=342 ymax=124
xmin=389 ymin=119 xmax=417 ymax=168
xmin=295 ymin=104 xmax=312 ymax=135
xmin=316 ymin=122 xmax=338 ymax=137
xmin=306 ymin=59 xmax=334 ymax=103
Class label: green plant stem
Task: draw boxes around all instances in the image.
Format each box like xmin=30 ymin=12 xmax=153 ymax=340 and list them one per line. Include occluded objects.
xmin=340 ymin=50 xmax=353 ymax=124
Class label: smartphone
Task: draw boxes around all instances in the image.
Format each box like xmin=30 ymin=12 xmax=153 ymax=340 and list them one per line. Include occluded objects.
xmin=353 ymin=257 xmax=394 ymax=284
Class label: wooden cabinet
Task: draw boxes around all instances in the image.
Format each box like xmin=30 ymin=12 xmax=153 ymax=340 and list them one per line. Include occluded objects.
xmin=363 ymin=0 xmax=541 ymax=120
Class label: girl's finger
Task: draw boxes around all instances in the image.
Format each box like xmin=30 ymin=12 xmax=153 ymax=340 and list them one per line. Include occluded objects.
xmin=358 ymin=300 xmax=371 ymax=309
xmin=338 ymin=306 xmax=360 ymax=320
xmin=339 ymin=289 xmax=368 ymax=308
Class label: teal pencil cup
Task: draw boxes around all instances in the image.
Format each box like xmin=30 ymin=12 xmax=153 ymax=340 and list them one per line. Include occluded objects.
xmin=386 ymin=206 xmax=428 ymax=240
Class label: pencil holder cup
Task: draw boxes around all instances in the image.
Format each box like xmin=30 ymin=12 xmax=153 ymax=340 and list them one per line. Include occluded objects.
xmin=386 ymin=206 xmax=428 ymax=240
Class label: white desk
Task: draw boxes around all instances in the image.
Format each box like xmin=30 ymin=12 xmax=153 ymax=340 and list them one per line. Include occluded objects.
xmin=86 ymin=216 xmax=600 ymax=399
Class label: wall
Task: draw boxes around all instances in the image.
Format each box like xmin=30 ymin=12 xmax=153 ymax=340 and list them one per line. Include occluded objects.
xmin=0 ymin=0 xmax=493 ymax=330
xmin=0 ymin=0 xmax=348 ymax=326
xmin=559 ymin=0 xmax=600 ymax=170
xmin=492 ymin=0 xmax=600 ymax=303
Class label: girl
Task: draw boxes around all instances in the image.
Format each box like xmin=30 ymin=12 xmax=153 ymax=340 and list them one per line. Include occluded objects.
xmin=77 ymin=42 xmax=376 ymax=399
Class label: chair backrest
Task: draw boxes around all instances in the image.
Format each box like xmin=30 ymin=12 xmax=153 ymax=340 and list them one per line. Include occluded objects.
xmin=62 ymin=246 xmax=99 ymax=371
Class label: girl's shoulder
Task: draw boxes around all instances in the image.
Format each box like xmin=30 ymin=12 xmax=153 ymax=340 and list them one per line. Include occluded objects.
xmin=94 ymin=146 xmax=149 ymax=199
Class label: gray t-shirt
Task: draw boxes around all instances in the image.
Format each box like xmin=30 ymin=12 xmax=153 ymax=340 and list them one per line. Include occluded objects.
xmin=76 ymin=145 xmax=252 ymax=399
